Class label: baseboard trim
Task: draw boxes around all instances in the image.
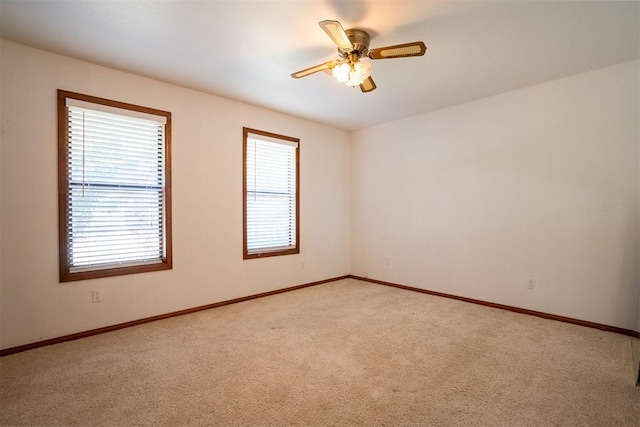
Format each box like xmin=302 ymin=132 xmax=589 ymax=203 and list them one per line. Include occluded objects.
xmin=0 ymin=275 xmax=350 ymax=357
xmin=349 ymin=275 xmax=640 ymax=338
xmin=3 ymin=274 xmax=637 ymax=357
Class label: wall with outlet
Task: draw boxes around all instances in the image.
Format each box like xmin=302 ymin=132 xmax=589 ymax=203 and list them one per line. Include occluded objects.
xmin=0 ymin=41 xmax=350 ymax=349
xmin=351 ymin=60 xmax=640 ymax=330
xmin=1 ymin=41 xmax=639 ymax=350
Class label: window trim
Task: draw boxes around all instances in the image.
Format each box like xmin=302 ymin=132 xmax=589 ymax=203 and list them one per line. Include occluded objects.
xmin=57 ymin=90 xmax=173 ymax=282
xmin=242 ymin=127 xmax=300 ymax=259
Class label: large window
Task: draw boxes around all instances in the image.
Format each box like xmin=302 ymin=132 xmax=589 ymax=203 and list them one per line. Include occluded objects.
xmin=58 ymin=90 xmax=172 ymax=282
xmin=243 ymin=128 xmax=299 ymax=259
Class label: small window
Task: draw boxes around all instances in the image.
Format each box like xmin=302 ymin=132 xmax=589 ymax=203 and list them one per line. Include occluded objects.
xmin=243 ymin=128 xmax=299 ymax=259
xmin=57 ymin=90 xmax=172 ymax=282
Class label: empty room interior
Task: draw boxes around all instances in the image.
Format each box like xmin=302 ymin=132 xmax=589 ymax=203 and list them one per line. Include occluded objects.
xmin=1 ymin=0 xmax=639 ymax=425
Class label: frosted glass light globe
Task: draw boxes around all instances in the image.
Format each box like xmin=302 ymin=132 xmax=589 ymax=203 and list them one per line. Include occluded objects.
xmin=346 ymin=58 xmax=371 ymax=87
xmin=331 ymin=62 xmax=351 ymax=83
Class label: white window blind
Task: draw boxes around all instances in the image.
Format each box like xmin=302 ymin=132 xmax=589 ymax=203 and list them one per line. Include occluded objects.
xmin=65 ymin=101 xmax=167 ymax=271
xmin=245 ymin=134 xmax=298 ymax=255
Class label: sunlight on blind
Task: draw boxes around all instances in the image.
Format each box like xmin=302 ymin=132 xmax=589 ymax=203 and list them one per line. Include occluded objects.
xmin=66 ymin=104 xmax=166 ymax=270
xmin=246 ymin=136 xmax=297 ymax=254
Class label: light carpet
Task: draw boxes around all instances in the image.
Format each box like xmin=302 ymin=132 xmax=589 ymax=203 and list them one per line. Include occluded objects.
xmin=1 ymin=278 xmax=639 ymax=426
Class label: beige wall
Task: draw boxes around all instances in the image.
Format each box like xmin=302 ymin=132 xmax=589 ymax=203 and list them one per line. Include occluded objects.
xmin=0 ymin=41 xmax=351 ymax=349
xmin=351 ymin=60 xmax=640 ymax=330
xmin=2 ymin=40 xmax=639 ymax=350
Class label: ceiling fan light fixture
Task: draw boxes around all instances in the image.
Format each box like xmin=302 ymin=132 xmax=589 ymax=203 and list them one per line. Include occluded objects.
xmin=332 ymin=57 xmax=371 ymax=87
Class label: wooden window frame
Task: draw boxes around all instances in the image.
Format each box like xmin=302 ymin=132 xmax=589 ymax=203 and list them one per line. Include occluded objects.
xmin=57 ymin=90 xmax=172 ymax=282
xmin=243 ymin=127 xmax=300 ymax=259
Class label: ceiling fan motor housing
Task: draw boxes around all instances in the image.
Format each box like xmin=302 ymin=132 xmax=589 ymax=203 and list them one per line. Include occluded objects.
xmin=340 ymin=29 xmax=370 ymax=57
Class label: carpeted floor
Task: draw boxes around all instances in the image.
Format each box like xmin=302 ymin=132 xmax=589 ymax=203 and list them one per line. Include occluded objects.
xmin=1 ymin=278 xmax=639 ymax=426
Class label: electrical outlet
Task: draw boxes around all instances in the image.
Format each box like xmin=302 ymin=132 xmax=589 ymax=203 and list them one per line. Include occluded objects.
xmin=385 ymin=256 xmax=390 ymax=265
xmin=527 ymin=279 xmax=536 ymax=290
xmin=92 ymin=289 xmax=103 ymax=303
xmin=300 ymin=261 xmax=305 ymax=270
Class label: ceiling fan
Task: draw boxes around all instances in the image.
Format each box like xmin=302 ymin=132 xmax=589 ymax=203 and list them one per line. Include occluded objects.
xmin=291 ymin=20 xmax=427 ymax=93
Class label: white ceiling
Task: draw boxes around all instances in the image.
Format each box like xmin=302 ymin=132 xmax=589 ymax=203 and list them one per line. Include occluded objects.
xmin=1 ymin=1 xmax=638 ymax=131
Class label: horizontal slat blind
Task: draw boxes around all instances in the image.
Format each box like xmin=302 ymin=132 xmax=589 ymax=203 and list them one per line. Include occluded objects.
xmin=246 ymin=136 xmax=297 ymax=254
xmin=66 ymin=104 xmax=166 ymax=270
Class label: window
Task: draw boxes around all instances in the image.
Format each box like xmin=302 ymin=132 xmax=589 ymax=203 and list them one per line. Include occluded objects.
xmin=57 ymin=90 xmax=172 ymax=282
xmin=243 ymin=128 xmax=299 ymax=259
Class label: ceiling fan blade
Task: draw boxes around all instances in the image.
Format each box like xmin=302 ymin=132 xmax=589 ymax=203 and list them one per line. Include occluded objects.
xmin=368 ymin=41 xmax=427 ymax=59
xmin=319 ymin=20 xmax=353 ymax=51
xmin=291 ymin=59 xmax=339 ymax=79
xmin=359 ymin=76 xmax=377 ymax=93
